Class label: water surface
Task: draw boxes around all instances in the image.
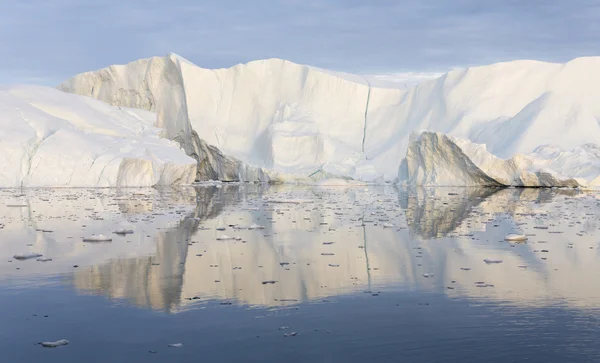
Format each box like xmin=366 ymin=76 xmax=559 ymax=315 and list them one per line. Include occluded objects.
xmin=2 ymin=185 xmax=600 ymax=362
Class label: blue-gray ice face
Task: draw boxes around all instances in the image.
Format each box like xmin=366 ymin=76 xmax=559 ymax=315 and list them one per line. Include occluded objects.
xmin=0 ymin=0 xmax=598 ymax=84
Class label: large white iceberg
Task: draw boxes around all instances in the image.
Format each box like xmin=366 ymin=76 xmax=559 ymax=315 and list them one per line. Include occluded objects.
xmin=59 ymin=54 xmax=600 ymax=182
xmin=398 ymin=131 xmax=600 ymax=187
xmin=0 ymin=85 xmax=196 ymax=187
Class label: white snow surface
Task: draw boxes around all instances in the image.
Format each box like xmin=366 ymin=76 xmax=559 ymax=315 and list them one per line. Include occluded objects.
xmin=58 ymin=54 xmax=600 ymax=182
xmin=398 ymin=131 xmax=600 ymax=187
xmin=0 ymin=85 xmax=196 ymax=187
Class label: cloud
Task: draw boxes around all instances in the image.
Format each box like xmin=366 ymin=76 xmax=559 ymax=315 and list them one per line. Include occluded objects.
xmin=0 ymin=0 xmax=598 ymax=84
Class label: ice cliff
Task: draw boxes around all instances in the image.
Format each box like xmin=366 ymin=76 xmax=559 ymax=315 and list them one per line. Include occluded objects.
xmin=59 ymin=54 xmax=600 ymax=183
xmin=398 ymin=132 xmax=600 ymax=187
xmin=0 ymin=85 xmax=196 ymax=187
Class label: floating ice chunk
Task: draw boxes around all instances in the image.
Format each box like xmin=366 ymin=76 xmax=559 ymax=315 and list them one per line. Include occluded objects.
xmin=113 ymin=229 xmax=134 ymax=235
xmin=168 ymin=343 xmax=183 ymax=348
xmin=505 ymin=234 xmax=527 ymax=242
xmin=248 ymin=224 xmax=265 ymax=230
xmin=216 ymin=235 xmax=235 ymax=240
xmin=36 ymin=257 xmax=53 ymax=262
xmin=13 ymin=252 xmax=42 ymax=260
xmin=483 ymin=258 xmax=503 ymax=264
xmin=422 ymin=273 xmax=434 ymax=277
xmin=39 ymin=339 xmax=69 ymax=348
xmin=382 ymin=223 xmax=394 ymax=228
xmin=83 ymin=234 xmax=112 ymax=242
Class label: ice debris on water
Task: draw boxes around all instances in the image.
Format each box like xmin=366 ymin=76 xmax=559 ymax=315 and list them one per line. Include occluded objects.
xmin=505 ymin=234 xmax=527 ymax=242
xmin=216 ymin=235 xmax=235 ymax=240
xmin=113 ymin=229 xmax=134 ymax=235
xmin=483 ymin=258 xmax=503 ymax=264
xmin=168 ymin=343 xmax=183 ymax=348
xmin=83 ymin=234 xmax=112 ymax=242
xmin=39 ymin=339 xmax=69 ymax=348
xmin=13 ymin=252 xmax=42 ymax=260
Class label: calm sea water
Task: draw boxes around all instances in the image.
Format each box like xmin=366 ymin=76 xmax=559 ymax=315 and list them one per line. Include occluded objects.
xmin=1 ymin=185 xmax=600 ymax=362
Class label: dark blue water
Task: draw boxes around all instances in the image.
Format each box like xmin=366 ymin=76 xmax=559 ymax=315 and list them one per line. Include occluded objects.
xmin=1 ymin=185 xmax=600 ymax=362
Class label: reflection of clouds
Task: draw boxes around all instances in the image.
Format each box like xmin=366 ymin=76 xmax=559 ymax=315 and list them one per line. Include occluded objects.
xmin=3 ymin=185 xmax=600 ymax=313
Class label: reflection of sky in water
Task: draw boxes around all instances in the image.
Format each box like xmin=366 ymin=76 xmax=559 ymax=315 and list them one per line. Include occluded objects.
xmin=2 ymin=185 xmax=600 ymax=362
xmin=2 ymin=185 xmax=600 ymax=313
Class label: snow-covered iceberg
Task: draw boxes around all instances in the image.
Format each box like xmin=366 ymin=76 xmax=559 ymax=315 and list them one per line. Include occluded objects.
xmin=398 ymin=131 xmax=600 ymax=187
xmin=0 ymin=85 xmax=196 ymax=187
xmin=59 ymin=54 xmax=600 ymax=182
xmin=0 ymin=84 xmax=270 ymax=187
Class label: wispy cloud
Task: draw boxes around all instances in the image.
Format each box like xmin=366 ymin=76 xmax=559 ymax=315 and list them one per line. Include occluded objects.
xmin=0 ymin=0 xmax=598 ymax=84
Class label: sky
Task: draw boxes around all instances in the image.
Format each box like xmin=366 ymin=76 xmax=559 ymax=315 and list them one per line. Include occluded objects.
xmin=1 ymin=0 xmax=599 ymax=85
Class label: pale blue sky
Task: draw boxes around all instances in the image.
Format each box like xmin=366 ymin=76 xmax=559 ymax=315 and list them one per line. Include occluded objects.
xmin=1 ymin=0 xmax=598 ymax=85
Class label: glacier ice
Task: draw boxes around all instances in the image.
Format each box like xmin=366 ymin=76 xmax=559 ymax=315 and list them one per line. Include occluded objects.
xmin=0 ymin=84 xmax=268 ymax=187
xmin=398 ymin=131 xmax=600 ymax=187
xmin=2 ymin=54 xmax=600 ymax=187
xmin=0 ymin=85 xmax=196 ymax=187
xmin=58 ymin=54 xmax=600 ymax=183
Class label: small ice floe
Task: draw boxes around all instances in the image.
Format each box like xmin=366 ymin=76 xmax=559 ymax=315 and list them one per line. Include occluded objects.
xmin=505 ymin=234 xmax=527 ymax=242
xmin=36 ymin=257 xmax=53 ymax=262
xmin=113 ymin=229 xmax=134 ymax=235
xmin=13 ymin=252 xmax=43 ymax=260
xmin=216 ymin=235 xmax=235 ymax=241
xmin=83 ymin=234 xmax=112 ymax=242
xmin=168 ymin=343 xmax=183 ymax=348
xmin=382 ymin=223 xmax=394 ymax=228
xmin=483 ymin=258 xmax=503 ymax=264
xmin=248 ymin=224 xmax=265 ymax=230
xmin=284 ymin=332 xmax=298 ymax=337
xmin=216 ymin=227 xmax=227 ymax=231
xmin=39 ymin=339 xmax=69 ymax=348
xmin=422 ymin=273 xmax=434 ymax=278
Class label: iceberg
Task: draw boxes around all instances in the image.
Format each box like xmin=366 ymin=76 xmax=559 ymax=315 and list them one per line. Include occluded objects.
xmin=398 ymin=132 xmax=600 ymax=187
xmin=0 ymin=85 xmax=196 ymax=187
xmin=59 ymin=54 xmax=600 ymax=182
